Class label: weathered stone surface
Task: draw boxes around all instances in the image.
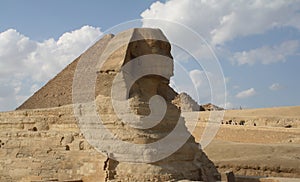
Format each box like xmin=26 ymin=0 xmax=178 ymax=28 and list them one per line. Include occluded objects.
xmin=201 ymin=103 xmax=224 ymax=111
xmin=173 ymin=92 xmax=204 ymax=112
xmin=1 ymin=28 xmax=220 ymax=181
xmin=0 ymin=107 xmax=106 ymax=182
xmin=172 ymin=93 xmax=225 ymax=112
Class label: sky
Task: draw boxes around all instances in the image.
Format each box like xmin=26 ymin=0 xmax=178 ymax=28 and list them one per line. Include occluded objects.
xmin=0 ymin=0 xmax=300 ymax=111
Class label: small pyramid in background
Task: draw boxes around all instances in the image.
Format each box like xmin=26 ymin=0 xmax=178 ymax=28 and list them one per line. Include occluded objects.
xmin=173 ymin=92 xmax=205 ymax=111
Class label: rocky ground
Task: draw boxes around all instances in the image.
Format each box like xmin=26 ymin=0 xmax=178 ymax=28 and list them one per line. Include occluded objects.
xmin=189 ymin=106 xmax=300 ymax=180
xmin=1 ymin=105 xmax=299 ymax=181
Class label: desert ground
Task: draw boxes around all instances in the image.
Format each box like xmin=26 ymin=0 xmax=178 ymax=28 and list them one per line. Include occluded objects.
xmin=1 ymin=104 xmax=299 ymax=181
xmin=190 ymin=106 xmax=300 ymax=181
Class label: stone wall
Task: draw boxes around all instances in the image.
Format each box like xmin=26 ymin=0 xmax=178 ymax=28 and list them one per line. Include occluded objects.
xmin=0 ymin=107 xmax=107 ymax=182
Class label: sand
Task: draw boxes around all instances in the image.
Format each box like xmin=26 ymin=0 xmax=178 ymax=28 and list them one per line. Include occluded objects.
xmin=189 ymin=106 xmax=300 ymax=179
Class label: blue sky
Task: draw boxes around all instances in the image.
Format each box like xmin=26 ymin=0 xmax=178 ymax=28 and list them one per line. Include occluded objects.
xmin=1 ymin=0 xmax=161 ymax=40
xmin=0 ymin=0 xmax=300 ymax=111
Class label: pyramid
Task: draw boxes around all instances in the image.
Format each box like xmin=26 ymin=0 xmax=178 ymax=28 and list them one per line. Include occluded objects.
xmin=12 ymin=28 xmax=220 ymax=181
xmin=173 ymin=92 xmax=205 ymax=111
xmin=17 ymin=28 xmax=174 ymax=110
xmin=17 ymin=34 xmax=114 ymax=110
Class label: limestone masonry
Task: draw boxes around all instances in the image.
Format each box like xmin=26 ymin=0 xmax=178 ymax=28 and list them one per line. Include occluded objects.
xmin=1 ymin=28 xmax=220 ymax=181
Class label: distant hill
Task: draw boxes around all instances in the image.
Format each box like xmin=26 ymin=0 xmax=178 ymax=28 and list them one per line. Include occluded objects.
xmin=172 ymin=92 xmax=223 ymax=112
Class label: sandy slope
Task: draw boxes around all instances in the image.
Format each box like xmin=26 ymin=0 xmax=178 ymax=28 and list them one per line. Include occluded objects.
xmin=223 ymin=106 xmax=300 ymax=117
xmin=189 ymin=106 xmax=300 ymax=178
xmin=196 ymin=106 xmax=300 ymax=128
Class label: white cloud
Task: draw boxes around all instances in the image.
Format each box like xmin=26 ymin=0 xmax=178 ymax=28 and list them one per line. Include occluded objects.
xmin=223 ymin=102 xmax=235 ymax=110
xmin=189 ymin=69 xmax=218 ymax=101
xmin=0 ymin=26 xmax=102 ymax=111
xmin=186 ymin=69 xmax=226 ymax=105
xmin=232 ymin=40 xmax=299 ymax=65
xmin=189 ymin=69 xmax=205 ymax=88
xmin=233 ymin=85 xmax=240 ymax=90
xmin=141 ymin=0 xmax=300 ymax=45
xmin=269 ymin=83 xmax=282 ymax=91
xmin=141 ymin=0 xmax=300 ymax=74
xmin=0 ymin=29 xmax=36 ymax=78
xmin=171 ymin=68 xmax=218 ymax=104
xmin=236 ymin=88 xmax=256 ymax=98
xmin=30 ymin=84 xmax=40 ymax=93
